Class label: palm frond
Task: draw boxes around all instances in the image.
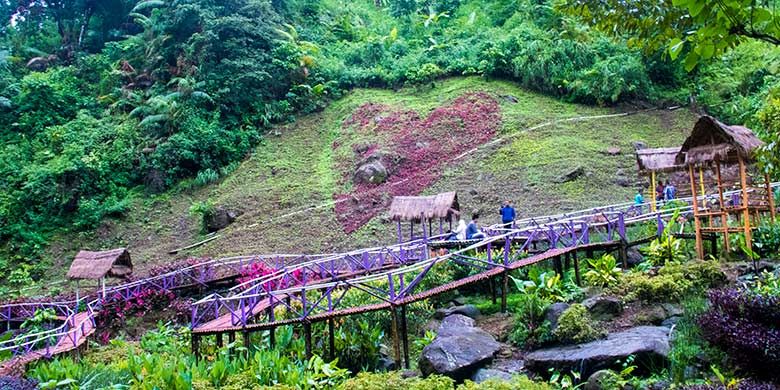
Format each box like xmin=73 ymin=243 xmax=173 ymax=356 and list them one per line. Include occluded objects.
xmin=132 ymin=0 xmax=166 ymax=13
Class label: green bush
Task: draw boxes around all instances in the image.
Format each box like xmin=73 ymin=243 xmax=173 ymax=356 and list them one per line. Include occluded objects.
xmin=458 ymin=376 xmax=553 ymax=389
xmin=339 ymin=371 xmax=454 ymax=390
xmin=610 ymin=260 xmax=726 ymax=303
xmin=508 ymin=293 xmax=552 ymax=349
xmin=753 ymin=223 xmax=780 ymax=258
xmin=553 ymin=304 xmax=606 ymax=344
xmin=584 ymin=254 xmax=622 ymax=288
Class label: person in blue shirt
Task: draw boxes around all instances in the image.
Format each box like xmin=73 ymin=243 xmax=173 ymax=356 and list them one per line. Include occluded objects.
xmin=466 ymin=214 xmax=486 ymax=240
xmin=664 ymin=181 xmax=676 ymax=201
xmin=499 ymin=200 xmax=516 ymax=227
xmin=634 ymin=190 xmax=644 ymax=213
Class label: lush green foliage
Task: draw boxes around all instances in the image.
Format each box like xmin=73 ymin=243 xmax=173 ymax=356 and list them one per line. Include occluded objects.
xmin=584 ymin=254 xmax=622 ymax=287
xmin=339 ymin=371 xmax=553 ymax=390
xmin=752 ymin=222 xmax=780 ymax=258
xmin=29 ymin=323 xmax=349 ymax=389
xmin=610 ymin=260 xmax=726 ymax=303
xmin=507 ymin=293 xmax=552 ymax=349
xmin=552 ymin=303 xmax=605 ymax=344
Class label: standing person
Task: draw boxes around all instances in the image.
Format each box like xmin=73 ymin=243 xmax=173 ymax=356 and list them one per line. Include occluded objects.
xmin=664 ymin=181 xmax=676 ymax=201
xmin=466 ymin=214 xmax=486 ymax=240
xmin=634 ymin=189 xmax=644 ymax=214
xmin=655 ymin=181 xmax=665 ymax=203
xmin=499 ymin=200 xmax=516 ymax=227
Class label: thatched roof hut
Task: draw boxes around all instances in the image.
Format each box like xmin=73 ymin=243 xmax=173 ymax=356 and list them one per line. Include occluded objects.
xmin=676 ymin=116 xmax=764 ymax=165
xmin=67 ymin=248 xmax=133 ymax=280
xmin=636 ymin=147 xmax=683 ymax=174
xmin=389 ymin=192 xmax=459 ymax=222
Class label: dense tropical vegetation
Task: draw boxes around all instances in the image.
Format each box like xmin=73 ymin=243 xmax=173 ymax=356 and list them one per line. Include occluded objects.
xmin=2 ymin=0 xmax=780 ymax=388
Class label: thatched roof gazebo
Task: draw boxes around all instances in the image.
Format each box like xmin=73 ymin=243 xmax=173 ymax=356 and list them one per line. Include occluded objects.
xmin=389 ymin=192 xmax=459 ymax=242
xmin=674 ymin=115 xmax=773 ymax=258
xmin=68 ymin=248 xmax=133 ymax=299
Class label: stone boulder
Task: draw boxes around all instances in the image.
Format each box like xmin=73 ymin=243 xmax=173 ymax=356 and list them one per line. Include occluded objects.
xmin=582 ymin=296 xmax=623 ymax=321
xmin=353 ymin=158 xmax=388 ymax=185
xmin=205 ymin=206 xmax=240 ymax=232
xmin=419 ymin=314 xmax=502 ymax=380
xmin=434 ymin=305 xmax=481 ymax=320
xmin=555 ymin=166 xmax=586 ymax=183
xmin=544 ymin=302 xmax=570 ymax=331
xmin=632 ymin=141 xmax=647 ymax=150
xmin=584 ymin=369 xmax=620 ymax=390
xmin=626 ymin=247 xmax=644 ymax=267
xmin=472 ymin=368 xmax=513 ymax=383
xmin=525 ymin=326 xmax=670 ymax=378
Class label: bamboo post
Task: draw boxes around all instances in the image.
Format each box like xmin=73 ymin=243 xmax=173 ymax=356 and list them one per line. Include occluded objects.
xmin=390 ymin=307 xmax=401 ymax=368
xmin=216 ymin=333 xmax=223 ymax=349
xmin=651 ymin=170 xmax=657 ymax=213
xmin=739 ymin=156 xmax=752 ymax=250
xmin=303 ymin=323 xmax=312 ymax=359
xmin=328 ymin=319 xmax=335 ymax=360
xmin=765 ymin=173 xmax=776 ymax=222
xmin=573 ymin=250 xmax=581 ymax=286
xmin=400 ymin=305 xmax=410 ymax=369
xmin=689 ymin=165 xmax=704 ymax=259
xmin=501 ymin=271 xmax=508 ymax=313
xmin=715 ymin=161 xmax=730 ymax=252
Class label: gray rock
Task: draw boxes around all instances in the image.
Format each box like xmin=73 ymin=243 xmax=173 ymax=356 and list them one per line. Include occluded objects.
xmin=378 ymin=357 xmax=396 ymax=371
xmin=544 ymin=302 xmax=570 ymax=331
xmin=437 ymin=314 xmax=475 ymax=336
xmin=661 ymin=303 xmax=683 ymax=318
xmin=524 ymin=326 xmax=670 ymax=378
xmin=635 ymin=306 xmax=667 ymax=325
xmin=420 ymin=326 xmax=501 ymax=380
xmin=584 ymin=369 xmax=619 ymax=390
xmin=503 ymin=95 xmax=519 ymax=104
xmin=661 ymin=316 xmax=681 ymax=328
xmin=632 ymin=141 xmax=647 ymax=150
xmin=434 ymin=305 xmax=481 ymax=320
xmin=471 ymin=368 xmax=513 ymax=383
xmin=614 ymin=176 xmax=633 ymax=187
xmin=556 ymin=166 xmax=586 ymax=183
xmin=353 ymin=159 xmax=388 ymax=185
xmin=626 ymin=247 xmax=644 ymax=267
xmin=205 ymin=206 xmax=240 ymax=232
xmin=582 ymin=296 xmax=623 ymax=321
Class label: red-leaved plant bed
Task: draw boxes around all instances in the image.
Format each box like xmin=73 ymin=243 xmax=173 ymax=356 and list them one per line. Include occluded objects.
xmin=334 ymin=92 xmax=501 ymax=233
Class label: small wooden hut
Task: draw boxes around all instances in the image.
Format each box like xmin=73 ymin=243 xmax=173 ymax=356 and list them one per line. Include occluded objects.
xmin=675 ymin=115 xmax=774 ymax=258
xmin=389 ymin=192 xmax=460 ymax=242
xmin=635 ymin=147 xmax=683 ymax=212
xmin=67 ymin=248 xmax=133 ymax=299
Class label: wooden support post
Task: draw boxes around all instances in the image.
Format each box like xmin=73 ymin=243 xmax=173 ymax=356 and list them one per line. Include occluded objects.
xmin=228 ymin=331 xmax=235 ymax=345
xmin=586 ymin=248 xmax=594 ymax=259
xmin=328 ymin=319 xmax=335 ymax=361
xmin=651 ymin=170 xmax=657 ymax=213
xmin=401 ymin=305 xmax=410 ymax=369
xmin=564 ymin=252 xmax=571 ymax=270
xmin=216 ymin=333 xmax=223 ymax=349
xmin=739 ymin=156 xmax=752 ymax=251
xmin=618 ymin=241 xmax=628 ymax=269
xmin=243 ymin=330 xmax=251 ymax=355
xmin=501 ymin=271 xmax=508 ymax=313
xmin=716 ymin=161 xmax=730 ymax=252
xmin=553 ymin=256 xmax=563 ymax=276
xmin=390 ymin=307 xmax=401 ymax=368
xmin=766 ymin=173 xmax=776 ymax=222
xmin=573 ymin=250 xmax=581 ymax=286
xmin=191 ymin=335 xmax=200 ymax=360
xmin=304 ymin=323 xmax=312 ymax=359
xmin=269 ymin=327 xmax=276 ymax=349
xmin=710 ymin=235 xmax=717 ymax=257
xmin=489 ymin=277 xmax=497 ymax=304
xmin=689 ymin=165 xmax=704 ymax=259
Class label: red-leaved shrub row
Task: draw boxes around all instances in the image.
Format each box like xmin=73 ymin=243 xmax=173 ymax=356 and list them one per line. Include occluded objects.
xmin=334 ymin=92 xmax=501 ymax=233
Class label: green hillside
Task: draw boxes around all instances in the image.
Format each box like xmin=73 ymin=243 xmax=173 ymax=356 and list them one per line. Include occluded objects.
xmin=40 ymin=77 xmax=695 ymax=281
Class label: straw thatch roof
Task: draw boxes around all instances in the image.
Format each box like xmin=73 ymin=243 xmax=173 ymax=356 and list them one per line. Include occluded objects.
xmin=677 ymin=116 xmax=764 ymax=165
xmin=389 ymin=192 xmax=459 ymax=221
xmin=67 ymin=248 xmax=133 ymax=280
xmin=636 ymin=147 xmax=683 ymax=174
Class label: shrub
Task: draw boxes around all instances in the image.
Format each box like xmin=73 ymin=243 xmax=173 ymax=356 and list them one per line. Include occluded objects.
xmin=511 ymin=268 xmax=566 ymax=302
xmin=553 ymin=304 xmax=605 ymax=344
xmin=457 ymin=376 xmax=553 ymax=389
xmin=0 ymin=376 xmax=38 ymax=390
xmin=642 ymin=234 xmax=687 ymax=265
xmin=338 ymin=371 xmax=454 ymax=390
xmin=189 ymin=200 xmax=216 ymax=233
xmin=611 ymin=260 xmax=725 ymax=303
xmin=508 ymin=293 xmax=552 ymax=349
xmin=584 ymin=254 xmax=622 ymax=287
xmin=698 ymin=288 xmax=780 ymax=381
xmin=752 ymin=223 xmax=780 ymax=258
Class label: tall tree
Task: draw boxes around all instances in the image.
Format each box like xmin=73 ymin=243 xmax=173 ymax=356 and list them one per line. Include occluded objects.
xmin=561 ymin=0 xmax=780 ymax=70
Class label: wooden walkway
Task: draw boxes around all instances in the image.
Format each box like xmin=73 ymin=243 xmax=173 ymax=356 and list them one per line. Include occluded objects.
xmin=0 ymin=311 xmax=95 ymax=376
xmin=191 ymin=247 xmax=574 ymax=335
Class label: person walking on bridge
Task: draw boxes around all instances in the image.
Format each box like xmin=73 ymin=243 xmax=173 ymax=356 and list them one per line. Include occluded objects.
xmin=500 ymin=200 xmax=516 ymax=227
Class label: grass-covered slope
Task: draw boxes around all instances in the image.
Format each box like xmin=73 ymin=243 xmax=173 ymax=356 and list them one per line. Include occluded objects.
xmin=45 ymin=77 xmax=695 ymax=281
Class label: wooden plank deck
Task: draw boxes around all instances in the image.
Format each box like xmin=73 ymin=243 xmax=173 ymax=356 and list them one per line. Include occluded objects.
xmin=0 ymin=311 xmax=95 ymax=376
